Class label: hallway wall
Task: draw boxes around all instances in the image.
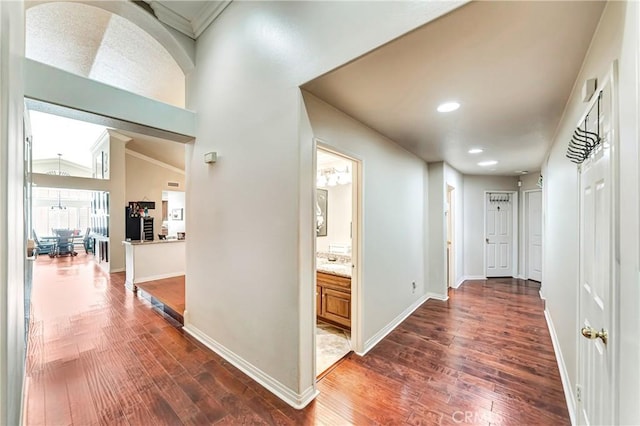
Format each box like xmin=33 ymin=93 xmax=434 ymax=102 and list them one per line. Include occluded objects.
xmin=184 ymin=0 xmax=464 ymax=406
xmin=304 ymin=92 xmax=428 ymax=349
xmin=462 ymin=175 xmax=518 ymax=277
xmin=542 ymin=1 xmax=640 ymax=422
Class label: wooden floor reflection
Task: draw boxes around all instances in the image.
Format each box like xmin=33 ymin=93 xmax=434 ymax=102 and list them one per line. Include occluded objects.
xmin=24 ymin=255 xmax=569 ymax=425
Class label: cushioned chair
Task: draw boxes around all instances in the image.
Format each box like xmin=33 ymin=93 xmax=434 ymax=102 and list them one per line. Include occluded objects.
xmin=33 ymin=230 xmax=56 ymax=257
xmin=55 ymin=230 xmax=77 ymax=257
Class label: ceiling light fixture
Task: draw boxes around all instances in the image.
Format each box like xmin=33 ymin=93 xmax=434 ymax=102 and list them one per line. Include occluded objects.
xmin=468 ymin=148 xmax=483 ymax=154
xmin=478 ymin=160 xmax=498 ymax=167
xmin=437 ymin=101 xmax=460 ymax=113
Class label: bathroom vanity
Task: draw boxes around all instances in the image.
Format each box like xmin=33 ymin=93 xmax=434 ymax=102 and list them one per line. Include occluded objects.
xmin=316 ymin=256 xmax=351 ymax=330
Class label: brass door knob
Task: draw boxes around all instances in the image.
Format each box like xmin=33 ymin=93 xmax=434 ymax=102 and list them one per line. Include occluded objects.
xmin=581 ymin=326 xmax=608 ymax=344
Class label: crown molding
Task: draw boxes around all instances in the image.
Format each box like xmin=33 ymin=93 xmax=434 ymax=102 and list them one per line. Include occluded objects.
xmin=148 ymin=1 xmax=195 ymax=39
xmin=192 ymin=1 xmax=232 ymax=38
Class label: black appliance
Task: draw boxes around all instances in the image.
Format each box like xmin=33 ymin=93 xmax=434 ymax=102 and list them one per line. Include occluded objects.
xmin=125 ymin=207 xmax=154 ymax=241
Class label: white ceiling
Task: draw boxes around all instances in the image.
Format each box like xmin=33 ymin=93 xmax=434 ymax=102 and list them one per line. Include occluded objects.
xmin=303 ymin=1 xmax=605 ymax=175
xmin=26 ymin=1 xmax=185 ymax=107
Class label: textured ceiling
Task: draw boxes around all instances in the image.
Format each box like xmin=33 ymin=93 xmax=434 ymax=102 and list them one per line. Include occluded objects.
xmin=303 ymin=1 xmax=605 ymax=175
xmin=26 ymin=1 xmax=185 ymax=107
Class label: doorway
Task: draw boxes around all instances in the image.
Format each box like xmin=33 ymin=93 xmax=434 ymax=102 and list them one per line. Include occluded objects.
xmin=577 ymin=66 xmax=617 ymax=426
xmin=524 ymin=190 xmax=542 ymax=282
xmin=484 ymin=191 xmax=518 ymax=277
xmin=446 ymin=185 xmax=455 ymax=287
xmin=315 ymin=146 xmax=360 ymax=378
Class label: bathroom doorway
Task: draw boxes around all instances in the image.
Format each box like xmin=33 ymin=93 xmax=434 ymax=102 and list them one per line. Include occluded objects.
xmin=315 ymin=147 xmax=360 ymax=378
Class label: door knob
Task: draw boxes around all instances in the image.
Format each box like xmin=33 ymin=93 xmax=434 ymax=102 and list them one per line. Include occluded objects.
xmin=581 ymin=326 xmax=608 ymax=344
xmin=485 ymin=238 xmax=489 ymax=244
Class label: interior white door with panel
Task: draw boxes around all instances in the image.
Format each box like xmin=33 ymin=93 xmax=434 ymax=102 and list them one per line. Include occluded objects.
xmin=526 ymin=190 xmax=543 ymax=282
xmin=577 ymin=67 xmax=616 ymax=426
xmin=485 ymin=192 xmax=514 ymax=277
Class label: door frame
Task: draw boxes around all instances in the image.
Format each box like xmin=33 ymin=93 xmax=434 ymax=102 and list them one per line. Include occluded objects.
xmin=314 ymin=140 xmax=363 ymax=357
xmin=523 ymin=189 xmax=543 ymax=281
xmin=483 ymin=190 xmax=518 ymax=278
xmin=446 ymin=185 xmax=455 ymax=287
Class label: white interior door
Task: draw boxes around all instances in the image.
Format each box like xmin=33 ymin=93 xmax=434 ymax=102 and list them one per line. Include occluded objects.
xmin=578 ymin=74 xmax=615 ymax=426
xmin=526 ymin=190 xmax=542 ymax=281
xmin=485 ymin=193 xmax=513 ymax=277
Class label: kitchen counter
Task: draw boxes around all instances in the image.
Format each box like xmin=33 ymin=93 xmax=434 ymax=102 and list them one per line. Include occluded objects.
xmin=123 ymin=239 xmax=185 ymax=292
xmin=124 ymin=239 xmax=185 ymax=245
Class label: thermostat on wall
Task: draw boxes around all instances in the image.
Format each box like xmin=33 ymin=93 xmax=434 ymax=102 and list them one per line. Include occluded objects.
xmin=204 ymin=152 xmax=217 ymax=164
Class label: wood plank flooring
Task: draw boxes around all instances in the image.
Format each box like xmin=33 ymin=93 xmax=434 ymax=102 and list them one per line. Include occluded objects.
xmin=24 ymin=256 xmax=569 ymax=425
xmin=136 ymin=277 xmax=185 ymax=315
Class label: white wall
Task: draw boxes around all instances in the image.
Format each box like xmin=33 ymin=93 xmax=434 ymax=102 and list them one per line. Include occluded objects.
xmin=316 ymin=182 xmax=351 ymax=253
xmin=427 ymin=162 xmax=446 ymax=296
xmin=444 ymin=163 xmax=464 ymax=287
xmin=126 ymin=153 xmax=185 ymax=230
xmin=167 ymin=191 xmax=185 ymax=237
xmin=542 ymin=2 xmax=640 ymax=422
xmin=304 ymin=92 xmax=427 ymax=343
xmin=462 ymin=175 xmax=517 ymax=277
xmin=0 ymin=1 xmax=25 ymax=424
xmin=184 ymin=0 xmax=463 ymax=406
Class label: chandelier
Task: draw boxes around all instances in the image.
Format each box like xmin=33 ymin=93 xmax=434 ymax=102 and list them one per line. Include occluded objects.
xmin=49 ymin=153 xmax=68 ymax=210
xmin=317 ymin=166 xmax=351 ymax=188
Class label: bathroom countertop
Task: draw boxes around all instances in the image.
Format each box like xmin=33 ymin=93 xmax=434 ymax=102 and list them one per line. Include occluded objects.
xmin=316 ymin=260 xmax=352 ymax=278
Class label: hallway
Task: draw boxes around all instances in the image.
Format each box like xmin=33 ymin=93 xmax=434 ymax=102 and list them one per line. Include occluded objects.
xmin=24 ymin=257 xmax=569 ymax=425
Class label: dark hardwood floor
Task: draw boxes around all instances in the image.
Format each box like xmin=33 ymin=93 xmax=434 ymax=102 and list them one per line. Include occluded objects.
xmin=24 ymin=256 xmax=569 ymax=425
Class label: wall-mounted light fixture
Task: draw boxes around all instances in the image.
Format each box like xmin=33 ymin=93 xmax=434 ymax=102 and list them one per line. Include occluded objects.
xmin=204 ymin=152 xmax=217 ymax=164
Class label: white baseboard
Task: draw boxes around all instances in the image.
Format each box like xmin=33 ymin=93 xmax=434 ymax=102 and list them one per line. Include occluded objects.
xmin=543 ymin=309 xmax=576 ymax=426
xmin=358 ymin=294 xmax=429 ymax=356
xmin=539 ymin=290 xmax=546 ymax=301
xmin=426 ymin=292 xmax=449 ymax=301
xmin=183 ymin=323 xmax=318 ymax=409
xmin=453 ymin=276 xmax=465 ymax=289
xmin=465 ymin=275 xmax=487 ymax=281
xmin=516 ymin=275 xmax=526 ymax=280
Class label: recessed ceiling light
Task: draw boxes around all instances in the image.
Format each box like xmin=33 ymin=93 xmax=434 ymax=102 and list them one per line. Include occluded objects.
xmin=478 ymin=160 xmax=498 ymax=167
xmin=437 ymin=101 xmax=460 ymax=113
xmin=468 ymin=148 xmax=483 ymax=154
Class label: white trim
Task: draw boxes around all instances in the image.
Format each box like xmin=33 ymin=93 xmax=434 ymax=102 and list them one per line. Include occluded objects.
xmin=315 ymin=141 xmax=364 ymax=354
xmin=192 ymin=1 xmax=232 ymax=38
xmin=358 ymin=294 xmax=429 ymax=356
xmin=453 ymin=275 xmax=487 ymax=289
xmin=149 ymin=2 xmax=195 ymax=39
xmin=125 ymin=149 xmax=185 ymax=175
xmin=523 ymin=189 xmax=543 ymax=281
xmin=427 ymin=292 xmax=449 ymax=301
xmin=183 ymin=323 xmax=319 ymax=409
xmin=544 ymin=309 xmax=576 ymax=426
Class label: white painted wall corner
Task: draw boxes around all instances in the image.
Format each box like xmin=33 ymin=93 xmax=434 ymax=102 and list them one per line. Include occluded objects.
xmin=183 ymin=323 xmax=318 ymax=409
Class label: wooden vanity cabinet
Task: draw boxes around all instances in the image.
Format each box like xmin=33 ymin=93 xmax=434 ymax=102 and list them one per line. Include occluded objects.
xmin=316 ymin=272 xmax=351 ymax=330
